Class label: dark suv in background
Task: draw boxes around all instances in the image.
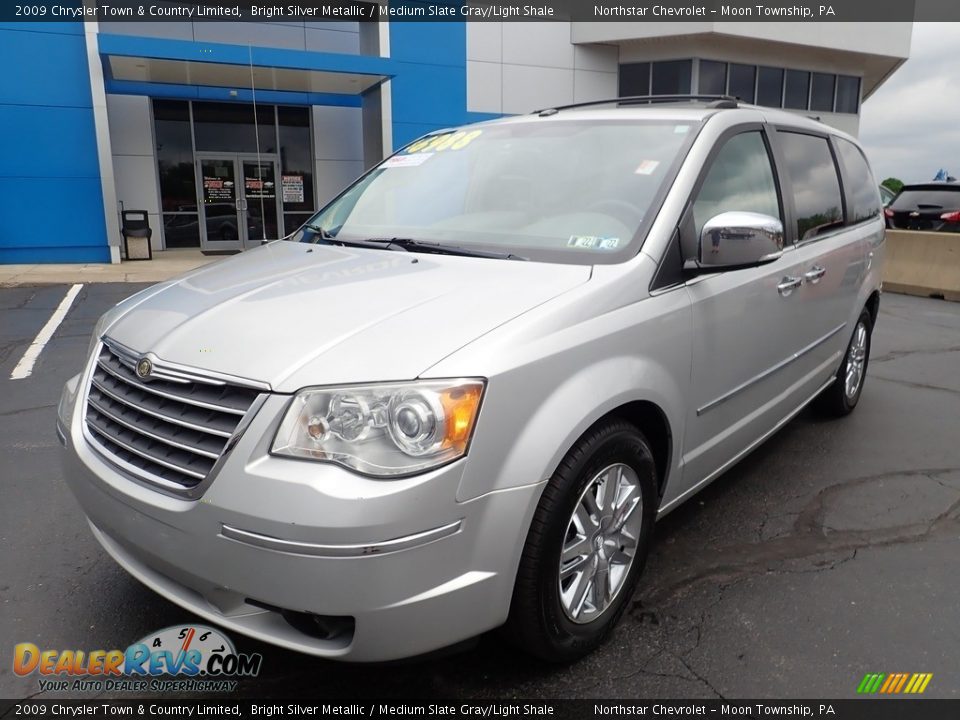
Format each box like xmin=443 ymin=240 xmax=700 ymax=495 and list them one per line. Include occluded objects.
xmin=885 ymin=182 xmax=960 ymax=232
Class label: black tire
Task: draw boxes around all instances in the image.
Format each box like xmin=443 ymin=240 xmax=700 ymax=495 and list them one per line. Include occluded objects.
xmin=816 ymin=308 xmax=873 ymax=417
xmin=505 ymin=419 xmax=657 ymax=662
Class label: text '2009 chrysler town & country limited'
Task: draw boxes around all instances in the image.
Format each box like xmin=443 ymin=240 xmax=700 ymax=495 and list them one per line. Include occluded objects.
xmin=59 ymin=96 xmax=885 ymax=663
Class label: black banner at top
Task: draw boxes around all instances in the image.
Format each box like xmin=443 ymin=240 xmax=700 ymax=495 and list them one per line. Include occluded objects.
xmin=3 ymin=0 xmax=960 ymax=23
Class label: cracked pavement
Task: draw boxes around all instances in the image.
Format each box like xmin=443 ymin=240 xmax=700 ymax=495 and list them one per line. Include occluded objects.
xmin=0 ymin=285 xmax=957 ymax=699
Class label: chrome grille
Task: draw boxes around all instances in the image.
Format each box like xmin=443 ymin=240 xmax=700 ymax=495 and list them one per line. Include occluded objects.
xmin=84 ymin=342 xmax=262 ymax=490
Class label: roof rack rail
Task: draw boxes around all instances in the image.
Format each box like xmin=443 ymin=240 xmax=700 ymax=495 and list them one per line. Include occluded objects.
xmin=533 ymin=95 xmax=740 ymax=116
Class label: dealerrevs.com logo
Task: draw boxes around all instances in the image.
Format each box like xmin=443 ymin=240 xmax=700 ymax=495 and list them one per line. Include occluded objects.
xmin=13 ymin=625 xmax=262 ymax=693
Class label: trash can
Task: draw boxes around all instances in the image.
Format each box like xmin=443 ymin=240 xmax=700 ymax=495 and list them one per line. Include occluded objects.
xmin=121 ymin=210 xmax=153 ymax=261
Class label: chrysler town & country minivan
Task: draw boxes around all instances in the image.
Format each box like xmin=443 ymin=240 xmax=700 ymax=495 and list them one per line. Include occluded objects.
xmin=59 ymin=96 xmax=885 ymax=662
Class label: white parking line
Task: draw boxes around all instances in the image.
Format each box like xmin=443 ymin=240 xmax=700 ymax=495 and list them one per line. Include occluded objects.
xmin=10 ymin=284 xmax=84 ymax=381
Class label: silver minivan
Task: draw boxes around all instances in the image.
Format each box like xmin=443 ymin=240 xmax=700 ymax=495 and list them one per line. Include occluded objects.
xmin=59 ymin=97 xmax=885 ymax=663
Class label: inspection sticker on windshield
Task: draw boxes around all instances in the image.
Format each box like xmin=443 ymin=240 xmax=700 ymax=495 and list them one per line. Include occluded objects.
xmin=568 ymin=235 xmax=621 ymax=250
xmin=382 ymin=153 xmax=433 ymax=168
xmin=634 ymin=160 xmax=660 ymax=175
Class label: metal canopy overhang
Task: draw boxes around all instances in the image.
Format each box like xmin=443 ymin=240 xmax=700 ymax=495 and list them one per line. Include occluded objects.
xmin=98 ymin=33 xmax=394 ymax=97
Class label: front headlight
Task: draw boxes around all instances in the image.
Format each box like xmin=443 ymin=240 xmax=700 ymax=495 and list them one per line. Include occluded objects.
xmin=271 ymin=379 xmax=485 ymax=477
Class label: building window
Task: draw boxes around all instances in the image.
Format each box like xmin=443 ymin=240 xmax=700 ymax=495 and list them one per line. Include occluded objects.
xmin=836 ymin=75 xmax=860 ymax=114
xmin=624 ymin=59 xmax=860 ymax=115
xmin=699 ymin=60 xmax=727 ymax=95
xmin=277 ymin=106 xmax=315 ymax=236
xmin=154 ymin=100 xmax=200 ymax=248
xmin=756 ymin=67 xmax=784 ymax=108
xmin=810 ymin=72 xmax=836 ymax=112
xmin=728 ymin=63 xmax=756 ymax=104
xmin=651 ymin=60 xmax=692 ymax=95
xmin=153 ymin=99 xmax=315 ymax=247
xmin=193 ymin=102 xmax=277 ymax=154
xmin=784 ymin=70 xmax=811 ymax=110
xmin=618 ymin=62 xmax=650 ymax=97
xmin=154 ymin=100 xmax=194 ymax=213
xmin=777 ymin=131 xmax=844 ymax=241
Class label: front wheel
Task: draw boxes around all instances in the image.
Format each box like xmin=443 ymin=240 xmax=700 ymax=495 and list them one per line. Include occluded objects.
xmin=816 ymin=308 xmax=873 ymax=417
xmin=505 ymin=419 xmax=657 ymax=662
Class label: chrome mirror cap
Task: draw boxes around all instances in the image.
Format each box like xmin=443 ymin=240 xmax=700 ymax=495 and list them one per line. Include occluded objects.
xmin=698 ymin=211 xmax=784 ymax=269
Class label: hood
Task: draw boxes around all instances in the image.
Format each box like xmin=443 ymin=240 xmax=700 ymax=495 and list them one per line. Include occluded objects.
xmin=104 ymin=242 xmax=591 ymax=392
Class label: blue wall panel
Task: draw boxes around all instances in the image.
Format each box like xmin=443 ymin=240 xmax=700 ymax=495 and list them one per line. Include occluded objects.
xmin=0 ymin=26 xmax=107 ymax=264
xmin=0 ymin=28 xmax=93 ymax=107
xmin=3 ymin=106 xmax=101 ymax=177
xmin=389 ymin=21 xmax=469 ymax=148
xmin=388 ymin=20 xmax=503 ymax=149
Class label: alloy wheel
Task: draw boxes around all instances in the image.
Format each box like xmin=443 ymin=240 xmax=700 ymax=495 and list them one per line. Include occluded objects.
xmin=558 ymin=463 xmax=644 ymax=624
xmin=845 ymin=321 xmax=868 ymax=399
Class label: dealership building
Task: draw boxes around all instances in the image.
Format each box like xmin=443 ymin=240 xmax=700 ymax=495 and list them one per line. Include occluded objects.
xmin=0 ymin=15 xmax=911 ymax=263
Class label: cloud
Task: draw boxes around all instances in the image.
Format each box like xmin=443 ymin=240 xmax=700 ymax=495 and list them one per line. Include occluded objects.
xmin=859 ymin=23 xmax=960 ymax=184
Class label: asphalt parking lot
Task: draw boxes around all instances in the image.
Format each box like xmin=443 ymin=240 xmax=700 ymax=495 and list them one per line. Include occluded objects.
xmin=1 ymin=283 xmax=958 ymax=700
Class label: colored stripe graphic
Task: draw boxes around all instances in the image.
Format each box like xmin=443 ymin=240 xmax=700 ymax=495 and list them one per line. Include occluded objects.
xmin=857 ymin=672 xmax=932 ymax=694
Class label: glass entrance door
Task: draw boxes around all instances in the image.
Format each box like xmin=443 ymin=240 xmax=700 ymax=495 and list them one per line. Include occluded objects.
xmin=198 ymin=156 xmax=243 ymax=251
xmin=239 ymin=157 xmax=280 ymax=246
xmin=197 ymin=153 xmax=282 ymax=251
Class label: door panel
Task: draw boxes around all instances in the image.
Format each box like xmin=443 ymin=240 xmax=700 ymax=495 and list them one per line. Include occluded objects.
xmin=681 ymin=128 xmax=812 ymax=489
xmin=198 ymin=156 xmax=242 ymax=252
xmin=791 ymin=228 xmax=868 ymax=382
xmin=240 ymin=158 xmax=280 ymax=247
xmin=682 ymin=250 xmax=808 ymax=486
xmin=773 ymin=131 xmax=873 ymax=391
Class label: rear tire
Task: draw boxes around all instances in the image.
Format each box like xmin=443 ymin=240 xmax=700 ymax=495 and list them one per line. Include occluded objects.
xmin=816 ymin=308 xmax=873 ymax=417
xmin=505 ymin=419 xmax=657 ymax=662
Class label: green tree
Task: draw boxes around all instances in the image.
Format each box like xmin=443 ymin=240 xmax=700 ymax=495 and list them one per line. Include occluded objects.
xmin=881 ymin=177 xmax=904 ymax=193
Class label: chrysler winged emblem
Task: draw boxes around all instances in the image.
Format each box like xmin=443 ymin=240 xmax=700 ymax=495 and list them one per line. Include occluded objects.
xmin=136 ymin=357 xmax=153 ymax=379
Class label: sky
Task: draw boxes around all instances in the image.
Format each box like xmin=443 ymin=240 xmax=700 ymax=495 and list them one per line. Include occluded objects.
xmin=859 ymin=23 xmax=960 ymax=185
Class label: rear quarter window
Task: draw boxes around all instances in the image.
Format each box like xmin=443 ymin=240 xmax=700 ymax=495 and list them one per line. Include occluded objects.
xmin=777 ymin=131 xmax=844 ymax=242
xmin=835 ymin=138 xmax=881 ymax=224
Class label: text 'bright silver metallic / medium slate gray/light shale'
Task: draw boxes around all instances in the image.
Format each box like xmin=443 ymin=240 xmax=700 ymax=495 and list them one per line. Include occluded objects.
xmin=59 ymin=95 xmax=885 ymax=662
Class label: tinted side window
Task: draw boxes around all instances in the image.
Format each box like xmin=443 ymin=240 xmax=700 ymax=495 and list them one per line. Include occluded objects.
xmin=835 ymin=138 xmax=881 ymax=224
xmin=778 ymin=132 xmax=844 ymax=241
xmin=692 ymin=131 xmax=781 ymax=238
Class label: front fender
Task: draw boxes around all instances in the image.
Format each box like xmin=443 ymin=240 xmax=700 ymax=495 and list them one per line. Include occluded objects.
xmin=449 ymin=288 xmax=693 ymax=505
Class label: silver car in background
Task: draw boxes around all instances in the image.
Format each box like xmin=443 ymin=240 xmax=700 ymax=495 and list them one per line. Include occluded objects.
xmin=58 ymin=97 xmax=885 ymax=662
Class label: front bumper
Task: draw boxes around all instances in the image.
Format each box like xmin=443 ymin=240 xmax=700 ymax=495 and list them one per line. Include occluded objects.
xmin=58 ymin=370 xmax=542 ymax=662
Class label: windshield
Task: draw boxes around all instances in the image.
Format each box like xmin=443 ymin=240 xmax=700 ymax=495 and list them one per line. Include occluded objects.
xmin=291 ymin=119 xmax=698 ymax=264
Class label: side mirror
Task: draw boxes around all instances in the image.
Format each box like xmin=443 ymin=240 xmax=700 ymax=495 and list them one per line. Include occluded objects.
xmin=698 ymin=211 xmax=784 ymax=269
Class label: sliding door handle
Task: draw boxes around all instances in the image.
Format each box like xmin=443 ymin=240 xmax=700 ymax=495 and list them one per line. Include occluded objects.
xmin=777 ymin=276 xmax=802 ymax=297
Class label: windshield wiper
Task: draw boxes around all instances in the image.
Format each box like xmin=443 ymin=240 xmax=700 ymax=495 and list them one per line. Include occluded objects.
xmin=362 ymin=237 xmax=527 ymax=261
xmin=302 ymin=226 xmax=392 ymax=251
xmin=302 ymin=223 xmax=336 ymax=240
xmin=302 ymin=228 xmax=526 ymax=260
